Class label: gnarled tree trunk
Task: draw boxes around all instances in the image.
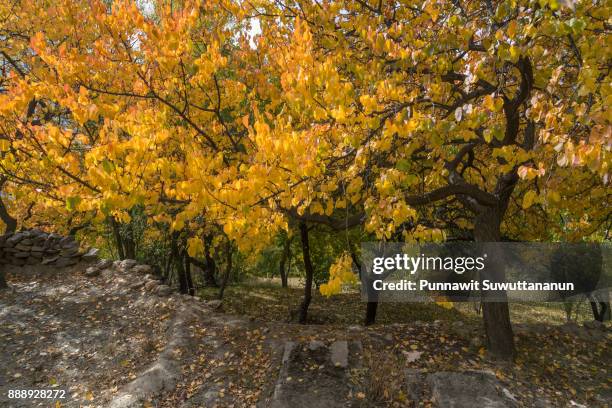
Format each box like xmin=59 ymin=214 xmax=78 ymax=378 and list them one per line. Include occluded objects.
xmin=109 ymin=217 xmax=125 ymax=260
xmin=474 ymin=208 xmax=516 ymax=361
xmin=0 ymin=177 xmax=16 ymax=234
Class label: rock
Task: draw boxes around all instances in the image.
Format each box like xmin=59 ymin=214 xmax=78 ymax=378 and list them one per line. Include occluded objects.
xmin=534 ymin=398 xmax=554 ymax=408
xmin=144 ymin=274 xmax=162 ymax=281
xmin=584 ymin=320 xmax=603 ymax=330
xmin=560 ymin=322 xmax=581 ymax=335
xmin=130 ymin=281 xmax=145 ymax=290
xmin=470 ymin=336 xmax=484 ymax=348
xmin=308 ymin=340 xmax=325 ymax=351
xmin=84 ymin=266 xmax=101 ymax=277
xmin=55 ymin=257 xmax=79 ymax=267
xmin=119 ymin=259 xmax=138 ymax=271
xmin=6 ymin=234 xmax=24 ymax=247
xmin=26 ymin=256 xmax=39 ymax=265
xmin=61 ymin=247 xmax=80 ymax=257
xmin=206 ymin=299 xmax=222 ymax=309
xmin=144 ymin=280 xmax=159 ymax=292
xmin=82 ymin=247 xmax=99 ymax=261
xmin=15 ymin=243 xmax=32 ymax=251
xmin=156 ymin=285 xmax=173 ymax=297
xmin=14 ymin=252 xmax=30 ymax=258
xmin=329 ymin=341 xmax=348 ymax=368
xmin=41 ymin=256 xmax=60 ymax=265
xmin=404 ymin=368 xmax=424 ymax=402
xmin=96 ymin=259 xmax=113 ymax=270
xmin=427 ymin=371 xmax=517 ymax=408
xmin=58 ymin=236 xmax=75 ymax=246
xmin=30 ymin=246 xmax=45 ymax=252
xmin=61 ymin=241 xmax=79 ymax=251
xmin=271 ymin=339 xmax=358 ymax=408
xmin=132 ymin=264 xmax=153 ymax=275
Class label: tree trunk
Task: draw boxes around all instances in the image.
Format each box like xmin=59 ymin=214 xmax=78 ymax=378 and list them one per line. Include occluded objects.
xmin=474 ymin=208 xmax=516 ymax=361
xmin=0 ymin=267 xmax=8 ymax=289
xmin=349 ymin=246 xmax=378 ymax=326
xmin=364 ymin=300 xmax=378 ymax=326
xmin=203 ymin=238 xmax=218 ymax=287
xmin=110 ymin=217 xmax=125 ymax=260
xmin=123 ymin=223 xmax=136 ymax=259
xmin=0 ymin=197 xmax=17 ymax=234
xmin=170 ymin=232 xmax=188 ymax=294
xmin=184 ymin=253 xmax=194 ymax=296
xmin=298 ymin=222 xmax=314 ymax=324
xmin=0 ymin=178 xmax=17 ymax=234
xmin=218 ymin=241 xmax=233 ymax=300
xmin=279 ymin=237 xmax=291 ymax=288
xmin=164 ymin=249 xmax=173 ymax=280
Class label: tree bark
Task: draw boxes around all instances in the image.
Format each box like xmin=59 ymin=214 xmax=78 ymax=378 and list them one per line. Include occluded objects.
xmin=170 ymin=232 xmax=189 ymax=294
xmin=123 ymin=223 xmax=136 ymax=259
xmin=109 ymin=217 xmax=125 ymax=260
xmin=218 ymin=241 xmax=233 ymax=300
xmin=0 ymin=267 xmax=8 ymax=289
xmin=298 ymin=222 xmax=314 ymax=324
xmin=0 ymin=198 xmax=17 ymax=234
xmin=164 ymin=249 xmax=173 ymax=280
xmin=203 ymin=235 xmax=218 ymax=287
xmin=364 ymin=300 xmax=378 ymax=326
xmin=0 ymin=177 xmax=17 ymax=234
xmin=349 ymin=246 xmax=378 ymax=326
xmin=474 ymin=208 xmax=516 ymax=361
xmin=184 ymin=253 xmax=195 ymax=296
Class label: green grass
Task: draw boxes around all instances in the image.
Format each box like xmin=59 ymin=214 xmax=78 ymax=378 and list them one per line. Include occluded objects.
xmin=198 ymin=282 xmax=597 ymax=326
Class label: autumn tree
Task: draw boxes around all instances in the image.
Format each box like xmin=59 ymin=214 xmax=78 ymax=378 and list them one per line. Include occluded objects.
xmin=1 ymin=0 xmax=609 ymax=361
xmin=243 ymin=0 xmax=610 ymax=359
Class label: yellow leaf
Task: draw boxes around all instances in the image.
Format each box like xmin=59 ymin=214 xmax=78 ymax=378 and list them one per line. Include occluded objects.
xmin=507 ymin=20 xmax=518 ymax=39
xmin=0 ymin=139 xmax=10 ymax=151
xmin=522 ymin=190 xmax=537 ymax=209
xmin=187 ymin=237 xmax=205 ymax=257
xmin=425 ymin=3 xmax=440 ymax=23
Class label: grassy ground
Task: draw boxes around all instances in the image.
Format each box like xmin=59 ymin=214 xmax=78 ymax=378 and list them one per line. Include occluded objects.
xmin=198 ymin=282 xmax=595 ymax=326
xmin=198 ymin=282 xmax=610 ymax=407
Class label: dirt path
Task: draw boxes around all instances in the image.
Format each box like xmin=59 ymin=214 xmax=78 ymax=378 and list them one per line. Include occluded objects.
xmin=0 ymin=264 xmax=180 ymax=407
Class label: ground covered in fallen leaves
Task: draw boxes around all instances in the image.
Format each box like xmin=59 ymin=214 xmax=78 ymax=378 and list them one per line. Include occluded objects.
xmin=1 ymin=267 xmax=610 ymax=408
xmin=199 ymin=284 xmax=611 ymax=407
xmin=0 ymin=264 xmax=176 ymax=407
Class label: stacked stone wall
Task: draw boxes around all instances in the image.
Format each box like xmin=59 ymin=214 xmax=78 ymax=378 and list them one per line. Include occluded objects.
xmin=0 ymin=229 xmax=98 ymax=267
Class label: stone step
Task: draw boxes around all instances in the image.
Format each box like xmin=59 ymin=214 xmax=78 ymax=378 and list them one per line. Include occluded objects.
xmin=269 ymin=340 xmax=362 ymax=408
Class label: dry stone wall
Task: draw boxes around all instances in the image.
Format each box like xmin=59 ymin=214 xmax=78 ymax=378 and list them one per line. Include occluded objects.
xmin=0 ymin=229 xmax=99 ymax=267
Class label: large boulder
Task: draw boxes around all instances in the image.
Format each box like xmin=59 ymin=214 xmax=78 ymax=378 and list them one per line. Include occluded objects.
xmin=427 ymin=371 xmax=517 ymax=408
